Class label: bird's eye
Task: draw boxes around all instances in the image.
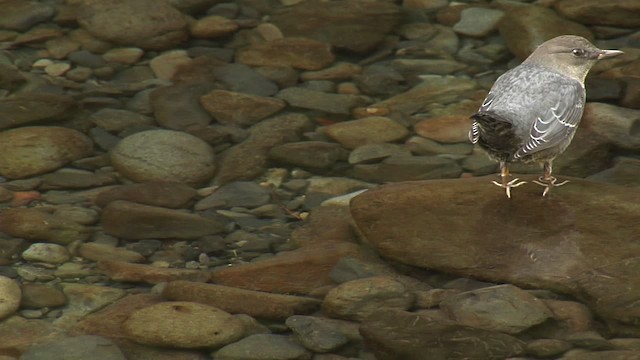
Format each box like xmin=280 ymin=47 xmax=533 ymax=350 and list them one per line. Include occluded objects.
xmin=572 ymin=48 xmax=585 ymax=57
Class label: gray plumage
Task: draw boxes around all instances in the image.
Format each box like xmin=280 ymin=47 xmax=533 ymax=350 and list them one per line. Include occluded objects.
xmin=470 ymin=35 xmax=623 ymax=197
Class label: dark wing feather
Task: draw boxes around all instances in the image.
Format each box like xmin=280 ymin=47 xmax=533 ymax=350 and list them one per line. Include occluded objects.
xmin=513 ymin=81 xmax=585 ymax=159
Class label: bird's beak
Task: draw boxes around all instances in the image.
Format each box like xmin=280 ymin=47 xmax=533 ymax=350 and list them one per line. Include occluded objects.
xmin=597 ymin=49 xmax=624 ymax=59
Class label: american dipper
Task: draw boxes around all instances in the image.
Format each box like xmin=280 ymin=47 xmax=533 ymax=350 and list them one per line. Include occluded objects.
xmin=469 ymin=35 xmax=623 ymax=198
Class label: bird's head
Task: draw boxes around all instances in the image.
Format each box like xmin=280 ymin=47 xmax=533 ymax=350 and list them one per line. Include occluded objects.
xmin=523 ymin=35 xmax=624 ymax=82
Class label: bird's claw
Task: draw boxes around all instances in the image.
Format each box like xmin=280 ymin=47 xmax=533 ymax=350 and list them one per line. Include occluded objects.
xmin=532 ymin=176 xmax=569 ymax=196
xmin=492 ymin=178 xmax=527 ymax=198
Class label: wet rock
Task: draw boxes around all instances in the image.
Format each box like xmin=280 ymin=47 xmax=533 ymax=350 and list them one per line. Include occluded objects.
xmin=195 ymin=181 xmax=271 ymax=211
xmin=581 ymin=102 xmax=640 ymax=150
xmin=78 ymin=243 xmax=145 ymax=263
xmin=368 ymin=75 xmax=477 ymax=116
xmin=123 ymin=301 xmax=245 ymax=349
xmin=269 ymin=141 xmax=346 ymax=169
xmin=588 ymin=157 xmax=640 ymax=186
xmin=525 ymin=339 xmax=573 ymax=358
xmin=78 ymin=0 xmax=188 ymax=50
xmin=0 ymin=276 xmax=20 ymax=320
xmin=212 ymin=63 xmax=280 ymax=97
xmin=0 ymin=316 xmax=62 ymax=355
xmin=324 ymin=117 xmax=409 ymax=149
xmin=0 ymin=63 xmax=25 ymax=91
xmin=189 ymin=15 xmax=239 ymax=38
xmin=498 ymin=5 xmax=593 ymax=59
xmin=276 ymin=88 xmax=366 ymax=115
xmin=22 ymin=243 xmax=70 ymax=264
xmin=97 ymin=260 xmax=210 ymax=284
xmin=406 ymin=136 xmax=473 ymax=156
xmin=102 ymin=200 xmax=226 ymax=239
xmin=270 ymin=0 xmax=400 ymax=53
xmin=200 ymin=90 xmax=285 ymax=127
xmin=150 ymin=82 xmax=214 ymax=130
xmin=20 ymin=335 xmax=126 ymax=360
xmin=149 ymin=50 xmax=192 ymax=81
xmin=20 ymin=283 xmax=67 ymax=309
xmin=440 ymin=284 xmax=553 ymax=334
xmin=301 ymin=63 xmax=362 ymax=81
xmin=347 ymin=154 xmax=462 ymax=183
xmin=90 ymin=108 xmax=154 ymax=133
xmin=214 ymin=113 xmax=313 ymax=184
xmin=349 ymin=177 xmax=640 ymax=325
xmin=286 ymin=315 xmax=348 ymax=353
xmin=391 ymin=58 xmax=467 ymax=76
xmin=348 ymin=143 xmax=411 ymax=164
xmin=102 ymin=47 xmax=144 ymax=64
xmin=0 ymin=0 xmax=55 ymax=32
xmin=554 ymin=0 xmax=640 ymax=28
xmin=95 ymin=182 xmax=197 ymax=208
xmin=0 ymin=126 xmax=93 ymax=179
xmin=210 ymin=242 xmax=367 ymax=295
xmin=0 ymin=208 xmax=91 ymax=245
xmin=322 ymin=276 xmax=414 ymax=321
xmin=453 ymin=7 xmax=504 ymax=38
xmin=543 ymin=299 xmax=594 ymax=336
xmin=360 ymin=309 xmax=526 ymax=360
xmin=291 ymin=205 xmax=358 ymax=247
xmin=40 ymin=168 xmax=115 ymax=190
xmin=560 ymin=349 xmax=640 ymax=360
xmin=414 ymin=115 xmax=473 ymax=143
xmin=56 ymin=283 xmax=127 ymax=327
xmin=236 ymin=37 xmax=335 ymax=71
xmin=110 ymin=129 xmax=215 ymax=186
xmin=162 ymin=281 xmax=321 ymax=320
xmin=213 ymin=334 xmax=311 ymax=360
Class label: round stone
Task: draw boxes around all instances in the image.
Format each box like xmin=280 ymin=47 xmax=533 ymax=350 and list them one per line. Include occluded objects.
xmin=123 ymin=301 xmax=245 ymax=348
xmin=110 ymin=130 xmax=215 ymax=186
xmin=0 ymin=276 xmax=21 ymax=320
xmin=22 ymin=243 xmax=70 ymax=264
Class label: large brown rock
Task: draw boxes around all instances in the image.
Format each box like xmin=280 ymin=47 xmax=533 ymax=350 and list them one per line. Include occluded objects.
xmin=349 ymin=176 xmax=640 ymax=325
xmin=102 ymin=201 xmax=225 ymax=240
xmin=498 ymin=5 xmax=593 ymax=59
xmin=236 ymin=37 xmax=335 ymax=71
xmin=0 ymin=208 xmax=91 ymax=245
xmin=97 ymin=260 xmax=210 ymax=284
xmin=162 ymin=281 xmax=320 ymax=319
xmin=210 ymin=242 xmax=368 ymax=295
xmin=0 ymin=126 xmax=92 ymax=179
xmin=78 ymin=0 xmax=188 ymax=50
xmin=360 ymin=309 xmax=526 ymax=360
xmin=270 ymin=0 xmax=400 ymax=53
xmin=554 ymin=0 xmax=640 ymax=28
xmin=0 ymin=93 xmax=75 ymax=130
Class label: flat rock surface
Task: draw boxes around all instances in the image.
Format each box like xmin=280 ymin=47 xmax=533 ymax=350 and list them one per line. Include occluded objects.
xmin=350 ymin=176 xmax=640 ymax=324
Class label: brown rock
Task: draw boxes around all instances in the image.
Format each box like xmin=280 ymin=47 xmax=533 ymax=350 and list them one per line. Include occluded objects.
xmin=78 ymin=243 xmax=145 ymax=263
xmin=123 ymin=301 xmax=245 ymax=349
xmin=78 ymin=0 xmax=188 ymax=50
xmin=324 ymin=117 xmax=409 ymax=149
xmin=0 ymin=0 xmax=55 ymax=32
xmin=189 ymin=15 xmax=238 ymax=38
xmin=150 ymin=82 xmax=215 ymax=130
xmin=554 ymin=0 xmax=640 ymax=28
xmin=199 ymin=90 xmax=286 ymax=127
xmin=349 ymin=177 xmax=640 ymax=325
xmin=581 ymin=102 xmax=640 ymax=150
xmin=0 ymin=316 xmax=63 ymax=356
xmin=301 ymin=62 xmax=362 ymax=81
xmin=322 ymin=276 xmax=415 ymax=321
xmin=102 ymin=200 xmax=225 ymax=240
xmin=162 ymin=281 xmax=321 ymax=319
xmin=268 ymin=141 xmax=346 ymax=169
xmin=236 ymin=37 xmax=335 ymax=71
xmin=95 ymin=182 xmax=197 ymax=209
xmin=414 ymin=115 xmax=473 ymax=143
xmin=20 ymin=283 xmax=67 ymax=309
xmin=360 ymin=309 xmax=526 ymax=360
xmin=210 ymin=242 xmax=368 ymax=295
xmin=97 ymin=260 xmax=210 ymax=284
xmin=0 ymin=208 xmax=90 ymax=245
xmin=270 ymin=0 xmax=400 ymax=53
xmin=0 ymin=276 xmax=20 ymax=320
xmin=291 ymin=205 xmax=357 ymax=246
xmin=214 ymin=113 xmax=313 ymax=184
xmin=498 ymin=5 xmax=593 ymax=59
xmin=0 ymin=126 xmax=92 ymax=179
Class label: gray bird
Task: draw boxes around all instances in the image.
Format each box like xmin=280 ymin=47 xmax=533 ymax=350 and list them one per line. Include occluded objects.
xmin=469 ymin=35 xmax=623 ymax=198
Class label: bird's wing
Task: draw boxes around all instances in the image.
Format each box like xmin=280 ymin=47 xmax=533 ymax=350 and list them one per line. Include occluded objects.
xmin=513 ymin=81 xmax=585 ymax=159
xmin=469 ymin=91 xmax=497 ymax=144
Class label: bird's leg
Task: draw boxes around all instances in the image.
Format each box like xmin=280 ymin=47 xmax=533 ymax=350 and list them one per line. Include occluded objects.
xmin=491 ymin=161 xmax=526 ymax=198
xmin=532 ymin=161 xmax=569 ymax=196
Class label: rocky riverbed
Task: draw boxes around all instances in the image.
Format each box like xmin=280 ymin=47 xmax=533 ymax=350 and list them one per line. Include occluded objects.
xmin=0 ymin=0 xmax=639 ymax=359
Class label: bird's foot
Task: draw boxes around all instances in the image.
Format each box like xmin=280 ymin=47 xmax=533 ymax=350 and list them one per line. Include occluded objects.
xmin=492 ymin=178 xmax=527 ymax=198
xmin=532 ymin=176 xmax=569 ymax=197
